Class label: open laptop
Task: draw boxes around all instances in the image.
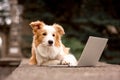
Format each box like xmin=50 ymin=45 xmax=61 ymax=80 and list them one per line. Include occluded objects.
xmin=77 ymin=36 xmax=108 ymax=66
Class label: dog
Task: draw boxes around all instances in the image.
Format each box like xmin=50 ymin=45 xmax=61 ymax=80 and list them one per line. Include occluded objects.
xmin=29 ymin=20 xmax=77 ymax=66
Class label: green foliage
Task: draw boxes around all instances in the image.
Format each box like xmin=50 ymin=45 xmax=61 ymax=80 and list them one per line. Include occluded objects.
xmin=101 ymin=50 xmax=120 ymax=64
xmin=62 ymin=36 xmax=84 ymax=60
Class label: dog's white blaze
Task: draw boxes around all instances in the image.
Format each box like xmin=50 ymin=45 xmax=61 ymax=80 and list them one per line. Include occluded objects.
xmin=42 ymin=25 xmax=56 ymax=46
xmin=43 ymin=25 xmax=56 ymax=32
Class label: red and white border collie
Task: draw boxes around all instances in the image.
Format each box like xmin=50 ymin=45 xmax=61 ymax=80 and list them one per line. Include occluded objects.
xmin=29 ymin=21 xmax=77 ymax=66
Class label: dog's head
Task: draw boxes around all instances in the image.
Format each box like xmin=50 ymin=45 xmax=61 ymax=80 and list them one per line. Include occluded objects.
xmin=30 ymin=21 xmax=65 ymax=47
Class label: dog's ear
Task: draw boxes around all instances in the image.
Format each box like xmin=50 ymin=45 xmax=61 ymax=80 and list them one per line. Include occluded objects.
xmin=53 ymin=24 xmax=65 ymax=35
xmin=29 ymin=20 xmax=44 ymax=30
xmin=29 ymin=21 xmax=44 ymax=34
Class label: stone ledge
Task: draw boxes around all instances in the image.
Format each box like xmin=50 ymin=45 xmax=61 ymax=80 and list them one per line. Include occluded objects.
xmin=0 ymin=58 xmax=21 ymax=67
xmin=6 ymin=59 xmax=120 ymax=80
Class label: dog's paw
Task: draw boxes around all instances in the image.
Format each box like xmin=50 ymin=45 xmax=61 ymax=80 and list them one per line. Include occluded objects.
xmin=60 ymin=60 xmax=70 ymax=65
xmin=29 ymin=59 xmax=37 ymax=65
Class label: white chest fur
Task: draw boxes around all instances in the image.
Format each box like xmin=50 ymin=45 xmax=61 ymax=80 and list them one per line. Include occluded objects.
xmin=37 ymin=45 xmax=62 ymax=59
xmin=34 ymin=44 xmax=64 ymax=65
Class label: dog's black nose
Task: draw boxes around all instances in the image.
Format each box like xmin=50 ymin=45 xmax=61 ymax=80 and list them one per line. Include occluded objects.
xmin=48 ymin=40 xmax=53 ymax=45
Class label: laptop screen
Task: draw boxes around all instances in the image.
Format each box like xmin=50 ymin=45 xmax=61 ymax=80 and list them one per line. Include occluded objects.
xmin=78 ymin=36 xmax=108 ymax=66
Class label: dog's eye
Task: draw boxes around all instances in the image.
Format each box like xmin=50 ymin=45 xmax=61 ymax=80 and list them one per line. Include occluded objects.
xmin=42 ymin=33 xmax=47 ymax=36
xmin=52 ymin=34 xmax=55 ymax=37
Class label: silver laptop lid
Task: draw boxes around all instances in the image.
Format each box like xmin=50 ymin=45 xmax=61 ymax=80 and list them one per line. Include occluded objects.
xmin=78 ymin=36 xmax=108 ymax=66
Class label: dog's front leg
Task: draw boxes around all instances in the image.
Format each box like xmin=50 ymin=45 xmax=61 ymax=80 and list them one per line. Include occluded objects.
xmin=29 ymin=47 xmax=37 ymax=65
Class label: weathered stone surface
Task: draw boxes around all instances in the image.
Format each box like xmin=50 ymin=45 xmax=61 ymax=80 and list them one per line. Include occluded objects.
xmin=6 ymin=59 xmax=120 ymax=80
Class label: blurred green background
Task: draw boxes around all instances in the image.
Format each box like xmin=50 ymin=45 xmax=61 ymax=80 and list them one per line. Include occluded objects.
xmin=19 ymin=0 xmax=120 ymax=64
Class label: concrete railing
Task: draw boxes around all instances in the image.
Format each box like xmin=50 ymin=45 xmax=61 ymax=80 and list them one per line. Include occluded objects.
xmin=6 ymin=59 xmax=120 ymax=80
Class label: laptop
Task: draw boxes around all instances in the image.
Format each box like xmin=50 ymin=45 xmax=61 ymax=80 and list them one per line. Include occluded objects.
xmin=77 ymin=36 xmax=108 ymax=66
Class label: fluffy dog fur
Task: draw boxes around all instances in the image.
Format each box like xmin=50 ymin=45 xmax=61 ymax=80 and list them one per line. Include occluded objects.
xmin=29 ymin=21 xmax=77 ymax=66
